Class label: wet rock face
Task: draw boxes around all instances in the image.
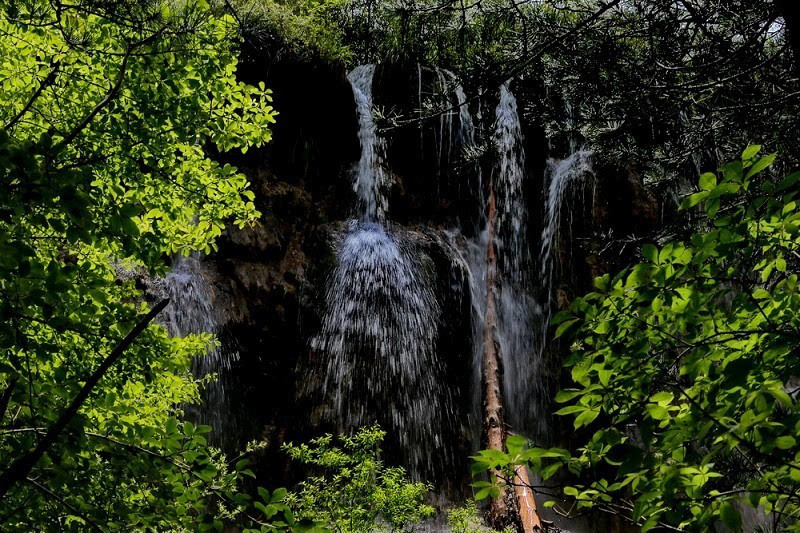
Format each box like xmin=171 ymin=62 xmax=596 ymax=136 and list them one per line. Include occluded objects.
xmin=179 ymin=52 xmax=670 ymax=497
xmin=230 ymin=58 xmax=361 ymax=221
xmin=591 ymin=163 xmax=660 ymax=234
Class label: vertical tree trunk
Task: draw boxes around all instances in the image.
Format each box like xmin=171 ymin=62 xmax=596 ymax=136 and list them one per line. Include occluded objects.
xmin=482 ymin=181 xmax=542 ymax=532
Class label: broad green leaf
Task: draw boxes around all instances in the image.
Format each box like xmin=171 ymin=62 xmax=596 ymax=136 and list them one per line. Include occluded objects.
xmin=699 ymin=172 xmax=717 ymax=191
xmin=742 ymin=145 xmax=761 ymax=161
xmin=745 ymin=154 xmax=776 ymax=179
xmin=719 ymin=501 xmax=742 ymax=531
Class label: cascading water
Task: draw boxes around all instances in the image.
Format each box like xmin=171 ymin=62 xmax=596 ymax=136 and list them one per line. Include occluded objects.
xmin=310 ymin=222 xmax=453 ymax=474
xmin=492 ymin=83 xmax=547 ymax=437
xmin=494 ymin=83 xmax=530 ymax=281
xmin=454 ymin=83 xmax=475 ymax=149
xmin=539 ymin=149 xmax=593 ymax=326
xmin=349 ymin=64 xmax=388 ymax=222
xmin=310 ymin=65 xmax=456 ymax=476
xmin=154 ymin=255 xmax=239 ymax=443
xmin=447 ymin=228 xmax=489 ymax=447
xmin=313 ymin=64 xmax=590 ymax=483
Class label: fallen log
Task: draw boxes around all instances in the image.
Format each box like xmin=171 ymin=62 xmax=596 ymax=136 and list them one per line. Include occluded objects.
xmin=482 ymin=180 xmax=543 ymax=532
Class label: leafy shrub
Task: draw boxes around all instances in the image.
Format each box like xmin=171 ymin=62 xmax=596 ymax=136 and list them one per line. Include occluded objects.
xmin=284 ymin=425 xmax=435 ymax=532
xmin=234 ymin=0 xmax=353 ymax=63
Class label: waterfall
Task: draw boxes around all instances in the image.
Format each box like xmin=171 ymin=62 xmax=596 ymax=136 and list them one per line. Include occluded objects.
xmin=348 ymin=64 xmax=388 ymax=222
xmin=455 ymin=83 xmax=475 ymax=149
xmin=494 ymin=82 xmax=530 ymax=282
xmin=310 ymin=65 xmax=458 ymax=476
xmin=154 ymin=255 xmax=239 ymax=442
xmin=436 ymin=68 xmax=454 ymax=178
xmin=539 ymin=149 xmax=593 ymax=327
xmin=491 ymin=83 xmax=548 ymax=437
xmin=447 ymin=228 xmax=489 ymax=448
xmin=316 ymin=65 xmax=590 ymax=477
xmin=419 ymin=66 xmax=476 ymax=188
xmin=310 ymin=222 xmax=453 ymax=474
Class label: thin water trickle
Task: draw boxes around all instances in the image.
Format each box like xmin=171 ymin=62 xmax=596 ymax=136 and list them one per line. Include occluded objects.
xmin=540 ymin=149 xmax=593 ymax=324
xmin=446 ymin=228 xmax=489 ymax=448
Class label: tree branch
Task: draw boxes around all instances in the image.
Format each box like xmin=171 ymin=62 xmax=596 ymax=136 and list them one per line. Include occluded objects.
xmin=4 ymin=60 xmax=61 ymax=131
xmin=25 ymin=477 xmax=103 ymax=532
xmin=0 ymin=299 xmax=169 ymax=501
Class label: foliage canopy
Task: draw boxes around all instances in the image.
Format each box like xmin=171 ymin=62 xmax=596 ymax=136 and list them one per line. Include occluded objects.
xmin=474 ymin=147 xmax=800 ymax=531
xmin=0 ymin=0 xmax=294 ymax=530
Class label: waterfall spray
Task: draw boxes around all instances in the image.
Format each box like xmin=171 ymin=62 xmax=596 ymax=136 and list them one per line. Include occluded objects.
xmin=310 ymin=65 xmax=458 ymax=476
xmin=310 ymin=222 xmax=453 ymax=475
xmin=155 ymin=255 xmax=239 ymax=442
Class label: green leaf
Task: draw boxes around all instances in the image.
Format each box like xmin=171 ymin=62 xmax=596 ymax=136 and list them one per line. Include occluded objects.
xmin=649 ymin=392 xmax=674 ymax=405
xmin=777 ymin=172 xmax=800 ymax=192
xmin=270 ymin=488 xmax=287 ymax=503
xmin=699 ymin=172 xmax=717 ymax=191
xmin=555 ymin=405 xmax=586 ymax=416
xmin=680 ymin=191 xmax=709 ymax=210
xmin=645 ymin=404 xmax=669 ymax=420
xmin=475 ymin=487 xmax=491 ymax=500
xmin=554 ymin=389 xmax=583 ymax=403
xmin=506 ymin=435 xmax=526 ymax=455
xmin=745 ymin=154 xmax=776 ymax=179
xmin=642 ymin=244 xmax=658 ymax=263
xmin=574 ymin=408 xmax=600 ymax=428
xmin=742 ymin=145 xmax=762 ymax=161
xmin=708 ymin=182 xmax=740 ymax=199
xmin=719 ymin=501 xmax=742 ymax=531
xmin=555 ymin=318 xmax=579 ymax=338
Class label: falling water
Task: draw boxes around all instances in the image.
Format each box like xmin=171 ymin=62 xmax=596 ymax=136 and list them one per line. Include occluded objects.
xmin=154 ymin=255 xmax=239 ymax=441
xmin=349 ymin=64 xmax=388 ymax=222
xmin=494 ymin=82 xmax=530 ymax=282
xmin=311 ymin=222 xmax=453 ymax=474
xmin=491 ymin=83 xmax=548 ymax=437
xmin=310 ymin=65 xmax=458 ymax=476
xmin=539 ymin=149 xmax=593 ymax=324
xmin=455 ymin=83 xmax=475 ymax=149
xmin=436 ymin=68 xmax=455 ymax=175
xmin=447 ymin=228 xmax=489 ymax=448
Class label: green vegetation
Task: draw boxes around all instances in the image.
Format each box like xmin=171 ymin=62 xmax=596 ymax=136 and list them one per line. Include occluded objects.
xmin=473 ymin=147 xmax=800 ymax=531
xmin=447 ymin=502 xmax=512 ymax=533
xmin=0 ymin=0 xmax=291 ymax=529
xmin=234 ymin=0 xmax=353 ymax=63
xmin=4 ymin=0 xmax=800 ymax=531
xmin=284 ymin=426 xmax=434 ymax=532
